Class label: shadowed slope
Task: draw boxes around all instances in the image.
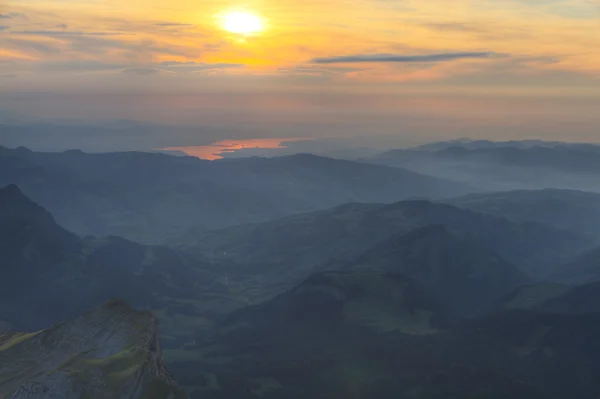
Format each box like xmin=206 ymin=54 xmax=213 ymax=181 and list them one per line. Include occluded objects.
xmin=340 ymin=225 xmax=530 ymax=316
xmin=0 ymin=185 xmax=237 ymax=342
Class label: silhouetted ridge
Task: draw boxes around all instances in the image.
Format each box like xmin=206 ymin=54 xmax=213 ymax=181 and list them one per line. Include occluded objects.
xmin=0 ymin=188 xmax=223 ymax=337
xmin=0 ymin=183 xmax=22 ymax=196
xmin=0 ymin=184 xmax=44 ymax=216
xmin=0 ymin=183 xmax=79 ymax=248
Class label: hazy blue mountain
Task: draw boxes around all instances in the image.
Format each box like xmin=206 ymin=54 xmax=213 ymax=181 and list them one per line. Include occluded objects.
xmin=0 ymin=300 xmax=187 ymax=399
xmin=334 ymin=225 xmax=531 ymax=316
xmin=446 ymin=189 xmax=600 ymax=238
xmin=169 ymin=270 xmax=600 ymax=399
xmin=0 ymin=147 xmax=473 ymax=243
xmin=551 ymin=245 xmax=600 ymax=285
xmin=366 ymin=145 xmax=600 ymax=192
xmin=189 ymin=199 xmax=592 ymax=284
xmin=0 ymin=185 xmax=240 ymax=342
xmin=499 ymin=283 xmax=573 ymax=312
xmin=0 ymin=184 xmax=83 ymax=305
xmin=501 ymin=282 xmax=600 ymax=315
xmin=412 ymin=139 xmax=596 ymax=151
xmin=540 ymin=282 xmax=600 ymax=314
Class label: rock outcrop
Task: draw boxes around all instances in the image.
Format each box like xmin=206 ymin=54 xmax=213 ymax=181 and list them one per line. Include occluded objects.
xmin=0 ymin=300 xmax=187 ymax=399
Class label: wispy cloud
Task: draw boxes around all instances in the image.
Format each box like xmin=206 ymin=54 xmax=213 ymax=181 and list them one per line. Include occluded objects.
xmin=121 ymin=67 xmax=164 ymax=75
xmin=422 ymin=23 xmax=484 ymax=33
xmin=0 ymin=13 xmax=28 ymax=20
xmin=4 ymin=37 xmax=62 ymax=54
xmin=312 ymin=52 xmax=500 ymax=64
xmin=155 ymin=22 xmax=194 ymax=27
xmin=159 ymin=62 xmax=245 ymax=71
xmin=11 ymin=30 xmax=116 ymax=36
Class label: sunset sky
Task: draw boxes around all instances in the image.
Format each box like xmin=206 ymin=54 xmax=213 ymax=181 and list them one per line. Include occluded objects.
xmin=1 ymin=0 xmax=600 ymax=153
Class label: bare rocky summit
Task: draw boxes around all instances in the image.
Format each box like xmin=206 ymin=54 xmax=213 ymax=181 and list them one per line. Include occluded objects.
xmin=0 ymin=300 xmax=187 ymax=399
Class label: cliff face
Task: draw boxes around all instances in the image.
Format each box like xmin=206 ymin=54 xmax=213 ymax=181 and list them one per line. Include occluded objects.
xmin=0 ymin=300 xmax=187 ymax=399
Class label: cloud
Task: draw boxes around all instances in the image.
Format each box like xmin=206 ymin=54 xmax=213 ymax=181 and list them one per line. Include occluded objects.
xmin=422 ymin=23 xmax=484 ymax=33
xmin=40 ymin=60 xmax=130 ymax=72
xmin=277 ymin=65 xmax=366 ymax=77
xmin=312 ymin=52 xmax=500 ymax=64
xmin=22 ymin=60 xmax=245 ymax=75
xmin=12 ymin=30 xmax=114 ymax=36
xmin=155 ymin=22 xmax=194 ymax=27
xmin=159 ymin=62 xmax=245 ymax=71
xmin=0 ymin=13 xmax=27 ymax=20
xmin=4 ymin=38 xmax=62 ymax=54
xmin=121 ymin=67 xmax=163 ymax=75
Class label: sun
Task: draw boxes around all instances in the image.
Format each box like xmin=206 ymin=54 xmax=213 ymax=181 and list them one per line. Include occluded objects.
xmin=221 ymin=11 xmax=263 ymax=35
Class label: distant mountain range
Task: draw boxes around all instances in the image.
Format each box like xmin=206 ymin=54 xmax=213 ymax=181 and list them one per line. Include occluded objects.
xmin=366 ymin=143 xmax=600 ymax=192
xmin=0 ymin=146 xmax=472 ymax=243
xmin=412 ymin=138 xmax=600 ymax=152
xmin=446 ymin=189 xmax=600 ymax=239
xmin=188 ymin=198 xmax=593 ymax=286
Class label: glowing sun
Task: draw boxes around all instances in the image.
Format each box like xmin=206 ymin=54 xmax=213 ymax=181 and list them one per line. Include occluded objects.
xmin=221 ymin=11 xmax=263 ymax=35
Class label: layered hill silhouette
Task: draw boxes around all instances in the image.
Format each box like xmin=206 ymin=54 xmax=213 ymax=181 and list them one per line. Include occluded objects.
xmin=446 ymin=189 xmax=600 ymax=239
xmin=170 ymin=270 xmax=600 ymax=399
xmin=550 ymin=245 xmax=600 ymax=285
xmin=0 ymin=147 xmax=472 ymax=243
xmin=172 ymin=271 xmax=455 ymax=398
xmin=366 ymin=144 xmax=600 ymax=192
xmin=0 ymin=300 xmax=187 ymax=399
xmin=190 ymin=199 xmax=592 ymax=281
xmin=501 ymin=282 xmax=600 ymax=315
xmin=0 ymin=185 xmax=239 ymax=341
xmin=336 ymin=225 xmax=531 ymax=316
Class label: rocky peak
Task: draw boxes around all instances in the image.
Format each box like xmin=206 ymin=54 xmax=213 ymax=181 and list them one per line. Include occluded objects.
xmin=0 ymin=299 xmax=187 ymax=399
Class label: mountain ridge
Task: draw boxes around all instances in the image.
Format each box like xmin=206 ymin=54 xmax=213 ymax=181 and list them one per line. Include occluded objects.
xmin=0 ymin=146 xmax=473 ymax=243
xmin=339 ymin=224 xmax=530 ymax=316
xmin=0 ymin=185 xmax=240 ymax=343
xmin=189 ymin=198 xmax=591 ymax=281
xmin=0 ymin=299 xmax=187 ymax=399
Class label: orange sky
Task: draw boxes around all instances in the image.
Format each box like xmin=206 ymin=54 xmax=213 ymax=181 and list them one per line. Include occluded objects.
xmin=2 ymin=0 xmax=599 ymax=94
xmin=1 ymin=0 xmax=599 ymax=146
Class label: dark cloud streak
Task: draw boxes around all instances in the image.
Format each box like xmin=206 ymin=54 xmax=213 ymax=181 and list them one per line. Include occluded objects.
xmin=155 ymin=22 xmax=194 ymax=27
xmin=121 ymin=67 xmax=164 ymax=75
xmin=312 ymin=52 xmax=499 ymax=64
xmin=0 ymin=13 xmax=28 ymax=20
xmin=422 ymin=23 xmax=484 ymax=33
xmin=159 ymin=62 xmax=245 ymax=71
xmin=12 ymin=30 xmax=115 ymax=36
